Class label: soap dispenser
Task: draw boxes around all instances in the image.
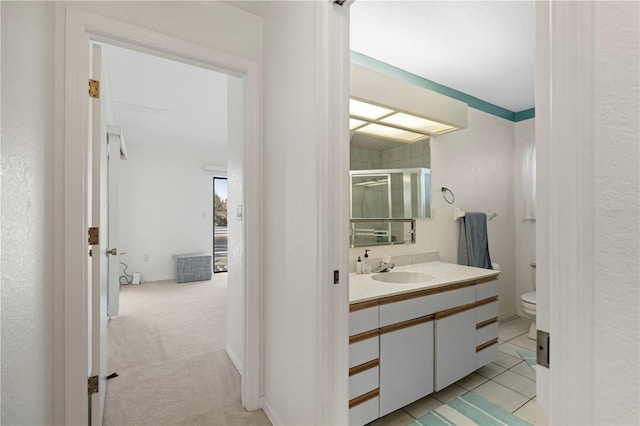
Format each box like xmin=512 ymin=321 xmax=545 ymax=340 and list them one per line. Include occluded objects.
xmin=363 ymin=249 xmax=372 ymax=274
xmin=356 ymin=256 xmax=362 ymax=274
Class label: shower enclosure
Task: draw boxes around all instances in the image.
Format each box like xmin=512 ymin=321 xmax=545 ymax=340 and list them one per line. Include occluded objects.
xmin=350 ymin=168 xmax=431 ymax=219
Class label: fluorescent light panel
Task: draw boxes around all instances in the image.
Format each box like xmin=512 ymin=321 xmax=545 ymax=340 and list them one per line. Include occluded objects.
xmin=356 ymin=123 xmax=427 ymax=143
xmin=350 ymin=99 xmax=393 ymax=120
xmin=350 ymin=118 xmax=367 ymax=130
xmin=349 ymin=98 xmax=458 ymax=142
xmin=381 ymin=112 xmax=456 ymax=134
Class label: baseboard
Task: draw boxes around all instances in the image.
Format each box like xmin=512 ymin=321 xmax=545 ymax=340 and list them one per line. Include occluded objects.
xmin=139 ymin=275 xmax=174 ymax=283
xmin=499 ymin=311 xmax=518 ymax=323
xmin=225 ymin=344 xmax=243 ymax=376
xmin=261 ymin=397 xmax=284 ymax=426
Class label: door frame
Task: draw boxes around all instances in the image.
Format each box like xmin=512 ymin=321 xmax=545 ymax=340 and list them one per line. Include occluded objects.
xmin=62 ymin=7 xmax=262 ymax=424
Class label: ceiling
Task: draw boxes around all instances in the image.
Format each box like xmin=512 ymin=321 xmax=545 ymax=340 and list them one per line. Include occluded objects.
xmin=350 ymin=1 xmax=535 ymax=113
xmin=106 ymin=2 xmax=534 ymax=153
xmin=104 ymin=44 xmax=228 ymax=150
xmin=229 ymin=0 xmax=535 ymax=113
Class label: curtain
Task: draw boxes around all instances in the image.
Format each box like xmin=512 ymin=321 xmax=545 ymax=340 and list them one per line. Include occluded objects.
xmin=522 ymin=142 xmax=536 ymax=220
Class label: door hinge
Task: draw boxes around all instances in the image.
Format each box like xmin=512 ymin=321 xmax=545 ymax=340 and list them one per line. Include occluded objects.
xmin=88 ymin=79 xmax=100 ymax=98
xmin=536 ymin=330 xmax=550 ymax=368
xmin=88 ymin=227 xmax=99 ymax=245
xmin=88 ymin=375 xmax=99 ymax=394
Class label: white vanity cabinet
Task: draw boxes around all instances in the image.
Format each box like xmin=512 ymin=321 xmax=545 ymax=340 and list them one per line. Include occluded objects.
xmin=348 ymin=273 xmax=499 ymax=426
xmin=475 ymin=295 xmax=499 ymax=368
xmin=434 ymin=305 xmax=477 ymax=391
xmin=379 ymin=316 xmax=434 ymax=417
xmin=349 ymin=302 xmax=380 ymax=426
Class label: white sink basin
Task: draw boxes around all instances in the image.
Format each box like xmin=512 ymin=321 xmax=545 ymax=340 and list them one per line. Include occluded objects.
xmin=371 ymin=271 xmax=434 ymax=284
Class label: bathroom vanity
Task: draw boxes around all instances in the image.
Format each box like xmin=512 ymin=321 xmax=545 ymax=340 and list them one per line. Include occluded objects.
xmin=348 ymin=261 xmax=500 ymax=425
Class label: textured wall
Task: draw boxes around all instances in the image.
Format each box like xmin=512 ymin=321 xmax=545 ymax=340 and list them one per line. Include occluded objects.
xmin=514 ymin=119 xmax=536 ymax=316
xmin=1 ymin=2 xmax=56 ymax=424
xmin=592 ymin=1 xmax=639 ymax=423
xmin=263 ymin=2 xmax=320 ymax=422
xmin=430 ymin=108 xmax=517 ymax=319
xmin=537 ymin=2 xmax=639 ymax=422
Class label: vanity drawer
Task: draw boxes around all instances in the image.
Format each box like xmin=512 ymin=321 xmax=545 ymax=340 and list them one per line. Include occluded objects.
xmin=349 ymin=306 xmax=379 ymax=336
xmin=476 ymin=340 xmax=498 ymax=369
xmin=379 ymin=286 xmax=475 ymax=327
xmin=349 ymin=335 xmax=379 ymax=369
xmin=349 ymin=364 xmax=379 ymax=400
xmin=349 ymin=393 xmax=379 ymax=426
xmin=476 ymin=322 xmax=498 ymax=346
xmin=476 ymin=279 xmax=498 ymax=301
xmin=476 ymin=300 xmax=498 ymax=324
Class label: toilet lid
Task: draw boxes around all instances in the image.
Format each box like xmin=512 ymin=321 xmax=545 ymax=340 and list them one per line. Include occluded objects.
xmin=521 ymin=291 xmax=536 ymax=304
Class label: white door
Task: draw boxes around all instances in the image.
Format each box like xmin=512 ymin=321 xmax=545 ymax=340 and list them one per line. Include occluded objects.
xmin=89 ymin=42 xmax=108 ymax=426
xmin=106 ymin=127 xmax=122 ymax=317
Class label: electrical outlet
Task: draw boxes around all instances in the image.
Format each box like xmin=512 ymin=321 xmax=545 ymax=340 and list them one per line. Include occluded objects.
xmin=144 ymin=254 xmax=149 ymax=262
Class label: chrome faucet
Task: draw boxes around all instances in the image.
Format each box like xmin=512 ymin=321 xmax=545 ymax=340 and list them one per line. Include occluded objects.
xmin=373 ymin=255 xmax=395 ymax=273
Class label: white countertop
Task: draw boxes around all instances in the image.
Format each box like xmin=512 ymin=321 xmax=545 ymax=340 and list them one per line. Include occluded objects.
xmin=349 ymin=261 xmax=500 ymax=304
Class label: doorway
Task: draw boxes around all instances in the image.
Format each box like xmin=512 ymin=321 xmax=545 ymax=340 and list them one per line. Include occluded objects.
xmin=100 ymin=42 xmax=251 ymax=422
xmin=62 ymin=9 xmax=263 ymax=423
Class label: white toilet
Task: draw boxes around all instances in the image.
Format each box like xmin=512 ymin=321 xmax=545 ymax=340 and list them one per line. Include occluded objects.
xmin=520 ymin=291 xmax=537 ymax=339
xmin=520 ymin=262 xmax=537 ymax=339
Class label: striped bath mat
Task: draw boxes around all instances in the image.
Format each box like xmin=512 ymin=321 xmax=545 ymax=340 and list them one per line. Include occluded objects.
xmin=408 ymin=392 xmax=532 ymax=426
xmin=517 ymin=350 xmax=536 ymax=368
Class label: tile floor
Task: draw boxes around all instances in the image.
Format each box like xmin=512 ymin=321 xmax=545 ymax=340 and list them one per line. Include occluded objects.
xmin=370 ymin=317 xmax=543 ymax=426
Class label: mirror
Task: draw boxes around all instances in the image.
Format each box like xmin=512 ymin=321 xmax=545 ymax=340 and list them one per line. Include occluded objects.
xmin=350 ymin=168 xmax=431 ymax=218
xmin=350 ymin=133 xmax=431 ymax=219
xmin=350 ymin=218 xmax=416 ymax=248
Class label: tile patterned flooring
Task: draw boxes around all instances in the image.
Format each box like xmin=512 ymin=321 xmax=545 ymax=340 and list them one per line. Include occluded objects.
xmin=370 ymin=317 xmax=543 ymax=426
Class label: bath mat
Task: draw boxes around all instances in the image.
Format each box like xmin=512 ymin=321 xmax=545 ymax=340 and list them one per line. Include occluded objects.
xmin=517 ymin=350 xmax=536 ymax=368
xmin=408 ymin=391 xmax=532 ymax=426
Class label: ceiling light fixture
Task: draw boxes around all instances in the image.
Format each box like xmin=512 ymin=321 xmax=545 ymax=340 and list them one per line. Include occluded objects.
xmin=350 ymin=64 xmax=468 ymax=143
xmin=349 ymin=97 xmax=458 ymax=143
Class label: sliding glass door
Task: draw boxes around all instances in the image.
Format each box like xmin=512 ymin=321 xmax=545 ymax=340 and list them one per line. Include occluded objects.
xmin=213 ymin=177 xmax=228 ymax=273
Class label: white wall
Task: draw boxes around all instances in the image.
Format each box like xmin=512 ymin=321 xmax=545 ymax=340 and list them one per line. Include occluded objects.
xmin=262 ymin=2 xmax=320 ymax=422
xmin=349 ymin=108 xmax=518 ymax=319
xmin=118 ymin=144 xmax=223 ymax=282
xmin=61 ymin=1 xmax=263 ymax=62
xmin=1 ymin=2 xmax=56 ymax=424
xmin=262 ymin=2 xmax=350 ymax=424
xmin=537 ymin=2 xmax=639 ymax=423
xmin=225 ymin=75 xmax=245 ymax=372
xmin=432 ymin=108 xmax=517 ymax=319
xmin=513 ymin=118 xmax=536 ymax=316
xmin=591 ymin=2 xmax=639 ymax=422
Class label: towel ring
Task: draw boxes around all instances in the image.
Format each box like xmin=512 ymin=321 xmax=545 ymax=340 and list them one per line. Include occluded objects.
xmin=441 ymin=187 xmax=455 ymax=204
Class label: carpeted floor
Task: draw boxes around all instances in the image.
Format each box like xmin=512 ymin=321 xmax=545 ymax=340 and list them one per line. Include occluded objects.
xmin=103 ymin=275 xmax=270 ymax=425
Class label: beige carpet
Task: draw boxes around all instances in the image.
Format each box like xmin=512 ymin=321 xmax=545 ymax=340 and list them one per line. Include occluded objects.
xmin=104 ymin=275 xmax=270 ymax=426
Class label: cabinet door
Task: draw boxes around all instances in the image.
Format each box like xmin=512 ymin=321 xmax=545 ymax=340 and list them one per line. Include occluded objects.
xmin=435 ymin=308 xmax=476 ymax=391
xmin=379 ymin=319 xmax=434 ymax=417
